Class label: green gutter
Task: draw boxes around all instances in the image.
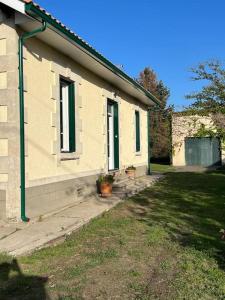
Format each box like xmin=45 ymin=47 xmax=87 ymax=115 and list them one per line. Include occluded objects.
xmin=24 ymin=2 xmax=161 ymax=107
xmin=18 ymin=20 xmax=47 ymax=222
xmin=147 ymin=109 xmax=151 ymax=175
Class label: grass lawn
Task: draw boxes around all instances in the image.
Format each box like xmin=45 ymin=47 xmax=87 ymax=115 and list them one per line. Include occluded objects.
xmin=1 ymin=170 xmax=225 ymax=299
xmin=151 ymin=163 xmax=175 ymax=173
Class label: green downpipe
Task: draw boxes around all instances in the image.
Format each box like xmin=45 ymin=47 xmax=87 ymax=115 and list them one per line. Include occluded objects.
xmin=147 ymin=109 xmax=151 ymax=175
xmin=18 ymin=21 xmax=47 ymax=222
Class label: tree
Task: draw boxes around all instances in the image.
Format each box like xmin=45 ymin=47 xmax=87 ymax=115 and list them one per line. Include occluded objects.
xmin=186 ymin=60 xmax=225 ymax=113
xmin=138 ymin=68 xmax=169 ymax=107
xmin=185 ymin=60 xmax=225 ymax=137
xmin=138 ymin=67 xmax=171 ymax=161
xmin=139 ymin=67 xmax=158 ymax=96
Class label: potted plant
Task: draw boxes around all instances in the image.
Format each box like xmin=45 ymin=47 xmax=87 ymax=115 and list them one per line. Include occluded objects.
xmin=125 ymin=165 xmax=136 ymax=179
xmin=98 ymin=174 xmax=115 ymax=197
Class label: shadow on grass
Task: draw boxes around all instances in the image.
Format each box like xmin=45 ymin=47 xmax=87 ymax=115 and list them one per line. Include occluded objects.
xmin=0 ymin=259 xmax=49 ymax=300
xmin=128 ymin=171 xmax=225 ymax=270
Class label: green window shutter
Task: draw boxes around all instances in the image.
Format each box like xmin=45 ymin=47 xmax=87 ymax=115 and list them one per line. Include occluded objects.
xmin=69 ymin=82 xmax=76 ymax=152
xmin=113 ymin=101 xmax=119 ymax=169
xmin=135 ymin=111 xmax=140 ymax=152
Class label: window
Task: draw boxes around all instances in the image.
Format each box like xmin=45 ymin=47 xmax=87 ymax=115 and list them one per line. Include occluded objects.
xmin=135 ymin=110 xmax=140 ymax=152
xmin=60 ymin=78 xmax=75 ymax=152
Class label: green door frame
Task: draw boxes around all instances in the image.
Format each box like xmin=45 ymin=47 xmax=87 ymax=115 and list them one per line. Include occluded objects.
xmin=107 ymin=99 xmax=119 ymax=171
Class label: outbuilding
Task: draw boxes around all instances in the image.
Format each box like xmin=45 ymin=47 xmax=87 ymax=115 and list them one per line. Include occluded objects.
xmin=172 ymin=114 xmax=225 ymax=167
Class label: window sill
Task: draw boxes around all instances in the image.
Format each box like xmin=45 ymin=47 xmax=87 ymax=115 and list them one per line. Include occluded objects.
xmin=59 ymin=152 xmax=80 ymax=161
xmin=135 ymin=152 xmax=142 ymax=156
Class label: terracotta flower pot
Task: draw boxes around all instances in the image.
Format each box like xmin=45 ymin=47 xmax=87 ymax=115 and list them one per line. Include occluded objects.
xmin=126 ymin=169 xmax=136 ymax=179
xmin=100 ymin=182 xmax=113 ymax=197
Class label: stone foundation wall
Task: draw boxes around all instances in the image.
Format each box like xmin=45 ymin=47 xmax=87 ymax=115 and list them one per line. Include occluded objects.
xmin=0 ymin=190 xmax=6 ymax=219
xmin=26 ymin=164 xmax=147 ymax=220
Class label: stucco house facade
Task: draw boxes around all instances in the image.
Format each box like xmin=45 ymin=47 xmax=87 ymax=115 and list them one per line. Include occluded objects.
xmin=172 ymin=114 xmax=225 ymax=167
xmin=0 ymin=0 xmax=160 ymax=221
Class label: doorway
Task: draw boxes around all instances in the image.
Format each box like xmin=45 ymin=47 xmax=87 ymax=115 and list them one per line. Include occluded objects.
xmin=107 ymin=100 xmax=119 ymax=171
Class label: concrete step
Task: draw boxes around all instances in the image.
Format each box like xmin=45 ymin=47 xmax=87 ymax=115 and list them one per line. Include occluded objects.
xmin=113 ymin=177 xmax=130 ymax=187
xmin=112 ymin=177 xmax=155 ymax=199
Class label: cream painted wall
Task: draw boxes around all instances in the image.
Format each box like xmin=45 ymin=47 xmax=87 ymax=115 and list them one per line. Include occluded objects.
xmin=0 ymin=105 xmax=7 ymax=122
xmin=172 ymin=115 xmax=225 ymax=166
xmin=24 ymin=38 xmax=148 ymax=184
xmin=0 ymin=38 xmax=6 ymax=56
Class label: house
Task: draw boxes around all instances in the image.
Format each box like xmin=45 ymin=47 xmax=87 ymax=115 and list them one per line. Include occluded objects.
xmin=172 ymin=114 xmax=225 ymax=167
xmin=0 ymin=0 xmax=160 ymax=221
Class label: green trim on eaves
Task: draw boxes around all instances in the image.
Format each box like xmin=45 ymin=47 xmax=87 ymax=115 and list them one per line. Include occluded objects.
xmin=25 ymin=2 xmax=161 ymax=107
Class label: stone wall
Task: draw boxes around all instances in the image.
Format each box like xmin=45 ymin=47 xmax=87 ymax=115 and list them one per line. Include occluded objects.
xmin=0 ymin=8 xmax=20 ymax=220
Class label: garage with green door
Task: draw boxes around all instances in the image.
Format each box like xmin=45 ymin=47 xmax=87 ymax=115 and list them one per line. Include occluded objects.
xmin=185 ymin=137 xmax=221 ymax=167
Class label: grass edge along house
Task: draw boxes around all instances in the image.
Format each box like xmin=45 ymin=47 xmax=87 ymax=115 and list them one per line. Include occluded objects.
xmin=0 ymin=0 xmax=160 ymax=222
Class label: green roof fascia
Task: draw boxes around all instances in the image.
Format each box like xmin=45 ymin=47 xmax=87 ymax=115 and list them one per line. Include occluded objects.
xmin=25 ymin=2 xmax=161 ymax=107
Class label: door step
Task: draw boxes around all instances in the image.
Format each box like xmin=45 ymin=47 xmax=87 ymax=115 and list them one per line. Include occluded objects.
xmin=111 ymin=175 xmax=161 ymax=199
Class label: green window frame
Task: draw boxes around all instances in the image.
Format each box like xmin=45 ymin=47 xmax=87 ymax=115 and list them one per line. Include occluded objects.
xmin=59 ymin=78 xmax=75 ymax=153
xmin=135 ymin=110 xmax=140 ymax=152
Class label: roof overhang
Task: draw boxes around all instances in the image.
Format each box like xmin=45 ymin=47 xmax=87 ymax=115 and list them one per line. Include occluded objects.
xmin=1 ymin=0 xmax=25 ymax=13
xmin=2 ymin=0 xmax=161 ymax=107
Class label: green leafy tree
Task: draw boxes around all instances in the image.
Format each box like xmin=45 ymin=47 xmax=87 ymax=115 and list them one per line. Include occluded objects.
xmin=186 ymin=60 xmax=225 ymax=113
xmin=138 ymin=67 xmax=171 ymax=161
xmin=185 ymin=60 xmax=225 ymax=138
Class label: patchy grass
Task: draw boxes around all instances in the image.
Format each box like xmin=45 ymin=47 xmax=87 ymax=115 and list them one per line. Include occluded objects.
xmin=151 ymin=163 xmax=175 ymax=173
xmin=0 ymin=171 xmax=225 ymax=299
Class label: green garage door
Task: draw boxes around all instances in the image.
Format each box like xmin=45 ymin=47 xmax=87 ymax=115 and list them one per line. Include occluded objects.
xmin=185 ymin=137 xmax=221 ymax=167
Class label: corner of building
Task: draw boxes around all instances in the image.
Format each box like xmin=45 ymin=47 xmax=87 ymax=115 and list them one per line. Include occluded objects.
xmin=0 ymin=6 xmax=21 ymax=221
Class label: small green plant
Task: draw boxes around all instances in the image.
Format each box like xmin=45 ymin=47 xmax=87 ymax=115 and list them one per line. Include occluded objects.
xmin=98 ymin=174 xmax=115 ymax=184
xmin=126 ymin=165 xmax=136 ymax=171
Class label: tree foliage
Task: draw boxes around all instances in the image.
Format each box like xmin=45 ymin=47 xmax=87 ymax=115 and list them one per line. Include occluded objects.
xmin=138 ymin=67 xmax=171 ymax=161
xmin=186 ymin=60 xmax=225 ymax=113
xmin=185 ymin=61 xmax=225 ymax=141
xmin=138 ymin=67 xmax=169 ymax=108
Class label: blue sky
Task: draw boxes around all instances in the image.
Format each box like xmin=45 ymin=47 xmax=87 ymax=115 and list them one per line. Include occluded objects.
xmin=36 ymin=0 xmax=225 ymax=110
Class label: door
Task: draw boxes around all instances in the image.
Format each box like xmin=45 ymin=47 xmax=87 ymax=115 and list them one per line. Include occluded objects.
xmin=107 ymin=100 xmax=119 ymax=171
xmin=185 ymin=137 xmax=221 ymax=167
xmin=211 ymin=138 xmax=221 ymax=166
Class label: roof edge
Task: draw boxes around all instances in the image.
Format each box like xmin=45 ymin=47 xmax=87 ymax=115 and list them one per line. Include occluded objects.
xmin=1 ymin=0 xmax=25 ymax=13
xmin=24 ymin=2 xmax=161 ymax=107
